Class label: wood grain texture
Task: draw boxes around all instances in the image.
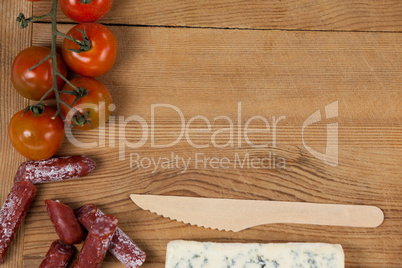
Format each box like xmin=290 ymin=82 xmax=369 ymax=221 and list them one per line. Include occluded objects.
xmin=21 ymin=23 xmax=402 ymax=267
xmin=33 ymin=0 xmax=402 ymax=32
xmin=0 ymin=1 xmax=32 ymax=267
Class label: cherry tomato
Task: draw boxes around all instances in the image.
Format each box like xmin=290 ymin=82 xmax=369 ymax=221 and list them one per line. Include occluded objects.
xmin=9 ymin=107 xmax=65 ymax=160
xmin=62 ymin=23 xmax=117 ymax=77
xmin=60 ymin=77 xmax=113 ymax=130
xmin=11 ymin=46 xmax=67 ymax=101
xmin=59 ymin=0 xmax=113 ymax=23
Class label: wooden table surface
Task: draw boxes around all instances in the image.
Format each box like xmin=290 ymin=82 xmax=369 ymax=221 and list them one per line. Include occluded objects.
xmin=1 ymin=0 xmax=401 ymax=267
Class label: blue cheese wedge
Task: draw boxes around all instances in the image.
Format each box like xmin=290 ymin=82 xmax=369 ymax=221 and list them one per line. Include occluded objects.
xmin=166 ymin=240 xmax=344 ymax=268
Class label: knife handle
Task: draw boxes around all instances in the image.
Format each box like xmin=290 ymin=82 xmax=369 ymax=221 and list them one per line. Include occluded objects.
xmin=252 ymin=201 xmax=384 ymax=229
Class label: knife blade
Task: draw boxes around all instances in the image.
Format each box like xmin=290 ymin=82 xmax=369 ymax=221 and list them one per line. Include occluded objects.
xmin=130 ymin=194 xmax=384 ymax=232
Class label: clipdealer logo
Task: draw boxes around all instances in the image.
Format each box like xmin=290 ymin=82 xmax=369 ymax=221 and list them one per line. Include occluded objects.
xmin=65 ymin=101 xmax=339 ymax=170
xmin=302 ymin=101 xmax=339 ymax=167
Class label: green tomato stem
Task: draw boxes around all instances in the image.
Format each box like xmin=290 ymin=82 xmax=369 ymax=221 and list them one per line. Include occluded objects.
xmin=50 ymin=0 xmax=63 ymax=119
xmin=56 ymin=31 xmax=79 ymax=44
xmin=28 ymin=54 xmax=51 ymax=71
xmin=57 ymin=72 xmax=81 ymax=92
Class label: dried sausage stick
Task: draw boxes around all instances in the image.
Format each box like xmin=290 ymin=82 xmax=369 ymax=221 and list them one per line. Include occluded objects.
xmin=14 ymin=155 xmax=96 ymax=184
xmin=0 ymin=181 xmax=36 ymax=263
xmin=73 ymin=215 xmax=118 ymax=268
xmin=45 ymin=200 xmax=84 ymax=245
xmin=40 ymin=240 xmax=76 ymax=268
xmin=76 ymin=204 xmax=146 ymax=267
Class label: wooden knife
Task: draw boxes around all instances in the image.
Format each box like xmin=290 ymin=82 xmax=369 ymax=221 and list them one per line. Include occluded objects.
xmin=130 ymin=194 xmax=384 ymax=232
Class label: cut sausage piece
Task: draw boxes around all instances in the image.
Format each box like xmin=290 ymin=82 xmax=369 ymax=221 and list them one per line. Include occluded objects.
xmin=76 ymin=204 xmax=146 ymax=267
xmin=0 ymin=181 xmax=36 ymax=263
xmin=73 ymin=215 xmax=118 ymax=268
xmin=14 ymin=155 xmax=96 ymax=184
xmin=40 ymin=240 xmax=76 ymax=268
xmin=45 ymin=200 xmax=84 ymax=245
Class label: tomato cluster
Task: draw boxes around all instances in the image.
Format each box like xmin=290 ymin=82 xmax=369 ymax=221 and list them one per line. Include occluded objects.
xmin=9 ymin=0 xmax=115 ymax=160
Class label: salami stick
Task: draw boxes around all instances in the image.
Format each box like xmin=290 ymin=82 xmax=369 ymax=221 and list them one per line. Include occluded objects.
xmin=73 ymin=215 xmax=118 ymax=268
xmin=14 ymin=155 xmax=96 ymax=184
xmin=0 ymin=181 xmax=36 ymax=263
xmin=76 ymin=204 xmax=146 ymax=267
xmin=40 ymin=240 xmax=76 ymax=268
xmin=45 ymin=200 xmax=84 ymax=244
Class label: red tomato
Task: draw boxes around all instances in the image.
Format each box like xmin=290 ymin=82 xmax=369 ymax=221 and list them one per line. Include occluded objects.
xmin=62 ymin=23 xmax=117 ymax=77
xmin=11 ymin=46 xmax=67 ymax=101
xmin=59 ymin=0 xmax=113 ymax=23
xmin=60 ymin=77 xmax=113 ymax=130
xmin=9 ymin=107 xmax=65 ymax=160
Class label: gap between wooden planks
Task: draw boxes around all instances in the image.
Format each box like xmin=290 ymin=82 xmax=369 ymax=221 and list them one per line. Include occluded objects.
xmin=33 ymin=0 xmax=402 ymax=32
xmin=19 ymin=23 xmax=402 ymax=267
xmin=0 ymin=0 xmax=32 ymax=267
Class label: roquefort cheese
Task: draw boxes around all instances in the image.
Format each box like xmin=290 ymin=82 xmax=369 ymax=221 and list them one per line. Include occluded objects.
xmin=165 ymin=240 xmax=344 ymax=268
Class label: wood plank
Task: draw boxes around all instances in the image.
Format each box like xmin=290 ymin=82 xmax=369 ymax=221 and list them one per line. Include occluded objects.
xmin=0 ymin=1 xmax=33 ymax=267
xmin=23 ymin=24 xmax=402 ymax=267
xmin=33 ymin=0 xmax=402 ymax=32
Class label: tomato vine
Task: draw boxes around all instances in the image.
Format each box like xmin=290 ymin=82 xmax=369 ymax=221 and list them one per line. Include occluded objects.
xmin=16 ymin=0 xmax=91 ymax=127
